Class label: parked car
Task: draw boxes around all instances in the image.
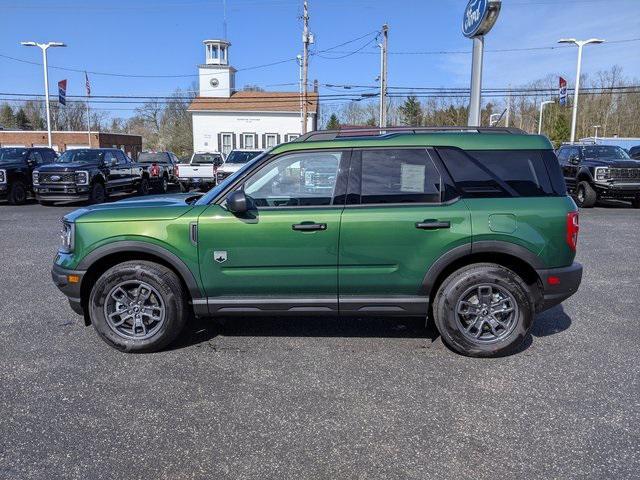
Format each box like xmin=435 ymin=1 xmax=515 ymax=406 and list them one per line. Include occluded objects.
xmin=176 ymin=151 xmax=223 ymax=192
xmin=138 ymin=151 xmax=180 ymax=192
xmin=33 ymin=148 xmax=155 ymax=205
xmin=628 ymin=145 xmax=640 ymax=160
xmin=556 ymin=143 xmax=640 ymax=208
xmin=0 ymin=147 xmax=58 ymax=204
xmin=215 ymin=149 xmax=264 ymax=184
xmin=51 ymin=127 xmax=582 ymax=357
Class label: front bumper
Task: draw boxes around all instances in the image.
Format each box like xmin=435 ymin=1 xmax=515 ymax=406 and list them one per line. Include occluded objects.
xmin=51 ymin=262 xmax=86 ymax=316
xmin=535 ymin=262 xmax=583 ymax=312
xmin=35 ymin=184 xmax=90 ymax=202
xmin=595 ymin=181 xmax=640 ymax=198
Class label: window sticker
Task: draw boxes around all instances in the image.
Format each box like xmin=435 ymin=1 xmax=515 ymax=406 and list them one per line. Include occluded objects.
xmin=400 ymin=163 xmax=425 ymax=192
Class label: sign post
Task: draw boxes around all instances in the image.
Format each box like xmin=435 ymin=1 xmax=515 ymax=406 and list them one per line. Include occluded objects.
xmin=463 ymin=0 xmax=502 ymax=126
xmin=57 ymin=79 xmax=67 ymax=106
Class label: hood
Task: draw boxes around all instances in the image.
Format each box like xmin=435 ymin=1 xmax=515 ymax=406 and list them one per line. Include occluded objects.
xmin=218 ymin=163 xmax=244 ymax=173
xmin=65 ymin=193 xmax=201 ymax=223
xmin=0 ymin=161 xmax=27 ymax=170
xmin=583 ymin=158 xmax=640 ymax=168
xmin=37 ymin=161 xmax=101 ymax=172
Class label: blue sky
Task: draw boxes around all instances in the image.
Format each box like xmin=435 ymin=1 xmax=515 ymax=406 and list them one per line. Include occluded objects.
xmin=0 ymin=0 xmax=639 ymax=117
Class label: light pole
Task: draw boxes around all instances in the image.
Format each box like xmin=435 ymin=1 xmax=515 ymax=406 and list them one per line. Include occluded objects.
xmin=21 ymin=41 xmax=66 ymax=148
xmin=558 ymin=38 xmax=604 ymax=143
xmin=296 ymin=54 xmax=303 ymax=133
xmin=592 ymin=125 xmax=601 ymax=142
xmin=538 ymin=100 xmax=555 ymax=135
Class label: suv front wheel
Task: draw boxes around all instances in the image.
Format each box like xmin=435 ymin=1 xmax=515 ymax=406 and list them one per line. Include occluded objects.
xmin=88 ymin=260 xmax=188 ymax=352
xmin=433 ymin=263 xmax=534 ymax=357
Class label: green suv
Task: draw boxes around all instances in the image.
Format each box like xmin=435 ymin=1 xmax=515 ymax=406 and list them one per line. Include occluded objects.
xmin=52 ymin=128 xmax=582 ymax=357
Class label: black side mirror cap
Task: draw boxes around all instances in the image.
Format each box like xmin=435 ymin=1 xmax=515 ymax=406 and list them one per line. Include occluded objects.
xmin=226 ymin=190 xmax=250 ymax=214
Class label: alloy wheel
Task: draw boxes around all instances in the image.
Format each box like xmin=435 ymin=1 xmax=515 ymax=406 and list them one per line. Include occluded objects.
xmin=455 ymin=284 xmax=519 ymax=343
xmin=104 ymin=280 xmax=166 ymax=340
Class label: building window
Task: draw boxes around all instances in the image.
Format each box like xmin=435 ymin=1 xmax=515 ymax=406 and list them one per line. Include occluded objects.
xmin=221 ymin=133 xmax=234 ymax=156
xmin=242 ymin=133 xmax=256 ymax=149
xmin=286 ymin=134 xmax=299 ymax=142
xmin=265 ymin=133 xmax=278 ymax=149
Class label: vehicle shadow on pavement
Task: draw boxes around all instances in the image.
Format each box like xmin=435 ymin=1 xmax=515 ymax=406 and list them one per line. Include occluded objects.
xmin=172 ymin=315 xmax=434 ymax=350
xmin=510 ymin=305 xmax=573 ymax=355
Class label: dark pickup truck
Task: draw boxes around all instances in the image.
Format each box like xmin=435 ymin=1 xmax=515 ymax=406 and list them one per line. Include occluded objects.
xmin=138 ymin=151 xmax=181 ymax=192
xmin=33 ymin=148 xmax=158 ymax=205
xmin=0 ymin=147 xmax=58 ymax=204
xmin=557 ymin=144 xmax=640 ymax=208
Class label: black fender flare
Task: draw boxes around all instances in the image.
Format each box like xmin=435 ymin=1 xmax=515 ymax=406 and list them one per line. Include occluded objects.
xmin=421 ymin=241 xmax=544 ymax=296
xmin=77 ymin=240 xmax=204 ymax=301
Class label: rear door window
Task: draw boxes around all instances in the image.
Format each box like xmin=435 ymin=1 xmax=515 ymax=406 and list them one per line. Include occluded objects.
xmin=437 ymin=148 xmax=558 ymax=198
xmin=357 ymin=149 xmax=441 ymax=204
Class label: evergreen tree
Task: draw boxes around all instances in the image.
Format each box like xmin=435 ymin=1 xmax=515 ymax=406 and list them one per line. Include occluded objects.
xmin=14 ymin=108 xmax=30 ymax=130
xmin=549 ymin=110 xmax=571 ymax=147
xmin=326 ymin=113 xmax=340 ymax=129
xmin=0 ymin=104 xmax=15 ymax=128
xmin=398 ymin=96 xmax=422 ymax=126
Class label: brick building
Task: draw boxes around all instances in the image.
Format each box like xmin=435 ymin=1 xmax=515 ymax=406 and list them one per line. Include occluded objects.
xmin=0 ymin=130 xmax=142 ymax=159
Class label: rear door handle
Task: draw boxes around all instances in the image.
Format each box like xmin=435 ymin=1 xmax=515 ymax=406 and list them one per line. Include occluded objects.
xmin=415 ymin=219 xmax=451 ymax=230
xmin=292 ymin=222 xmax=327 ymax=232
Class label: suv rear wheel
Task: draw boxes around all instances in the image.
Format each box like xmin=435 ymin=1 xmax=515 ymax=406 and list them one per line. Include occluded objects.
xmin=433 ymin=263 xmax=534 ymax=357
xmin=88 ymin=260 xmax=188 ymax=352
xmin=575 ymin=181 xmax=597 ymax=208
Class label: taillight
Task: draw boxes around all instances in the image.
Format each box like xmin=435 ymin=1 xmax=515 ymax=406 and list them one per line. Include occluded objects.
xmin=150 ymin=163 xmax=160 ymax=177
xmin=175 ymin=165 xmax=180 ymax=177
xmin=566 ymin=211 xmax=579 ymax=251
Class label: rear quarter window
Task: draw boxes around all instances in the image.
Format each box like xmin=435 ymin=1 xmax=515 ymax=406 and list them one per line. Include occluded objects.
xmin=436 ymin=148 xmax=565 ymax=198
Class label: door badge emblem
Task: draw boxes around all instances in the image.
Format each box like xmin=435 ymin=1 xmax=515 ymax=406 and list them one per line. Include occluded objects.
xmin=214 ymin=251 xmax=228 ymax=263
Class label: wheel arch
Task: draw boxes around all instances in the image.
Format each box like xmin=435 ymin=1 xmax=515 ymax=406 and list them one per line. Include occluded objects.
xmin=423 ymin=242 xmax=544 ymax=310
xmin=77 ymin=241 xmax=204 ymax=325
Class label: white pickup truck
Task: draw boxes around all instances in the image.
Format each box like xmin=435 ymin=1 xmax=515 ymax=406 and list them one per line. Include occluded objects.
xmin=215 ymin=149 xmax=264 ymax=184
xmin=176 ymin=151 xmax=224 ymax=192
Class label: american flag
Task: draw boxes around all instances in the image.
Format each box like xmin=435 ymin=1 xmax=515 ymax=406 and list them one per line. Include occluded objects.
xmin=85 ymin=71 xmax=91 ymax=96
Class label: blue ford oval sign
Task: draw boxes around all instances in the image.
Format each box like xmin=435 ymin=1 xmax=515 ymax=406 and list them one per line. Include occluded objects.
xmin=463 ymin=0 xmax=501 ymax=38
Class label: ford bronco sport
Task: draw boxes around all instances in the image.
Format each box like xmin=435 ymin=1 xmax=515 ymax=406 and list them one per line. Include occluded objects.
xmin=51 ymin=127 xmax=582 ymax=357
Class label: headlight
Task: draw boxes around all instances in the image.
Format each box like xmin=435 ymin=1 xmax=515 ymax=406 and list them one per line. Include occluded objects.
xmin=75 ymin=171 xmax=89 ymax=185
xmin=32 ymin=171 xmax=39 ymax=185
xmin=595 ymin=167 xmax=610 ymax=181
xmin=60 ymin=220 xmax=75 ymax=253
xmin=0 ymin=169 xmax=6 ymax=184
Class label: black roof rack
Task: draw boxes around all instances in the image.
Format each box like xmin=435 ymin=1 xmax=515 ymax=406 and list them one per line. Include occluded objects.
xmin=295 ymin=126 xmax=528 ymax=142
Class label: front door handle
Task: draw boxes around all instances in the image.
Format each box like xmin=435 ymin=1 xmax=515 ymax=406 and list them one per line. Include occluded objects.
xmin=415 ymin=219 xmax=451 ymax=230
xmin=292 ymin=222 xmax=327 ymax=232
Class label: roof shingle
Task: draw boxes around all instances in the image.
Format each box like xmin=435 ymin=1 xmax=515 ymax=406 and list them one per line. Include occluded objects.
xmin=188 ymin=91 xmax=318 ymax=113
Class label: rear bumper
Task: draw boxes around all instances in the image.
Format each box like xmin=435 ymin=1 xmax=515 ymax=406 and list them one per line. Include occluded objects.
xmin=51 ymin=263 xmax=86 ymax=315
xmin=535 ymin=262 xmax=583 ymax=312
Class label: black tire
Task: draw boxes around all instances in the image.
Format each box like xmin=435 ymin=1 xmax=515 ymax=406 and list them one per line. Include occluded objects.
xmin=88 ymin=260 xmax=188 ymax=353
xmin=433 ymin=263 xmax=535 ymax=357
xmin=89 ymin=182 xmax=106 ymax=204
xmin=575 ymin=181 xmax=597 ymax=208
xmin=7 ymin=181 xmax=27 ymax=205
xmin=138 ymin=176 xmax=150 ymax=195
xmin=631 ymin=196 xmax=640 ymax=209
xmin=179 ymin=182 xmax=189 ymax=193
xmin=156 ymin=175 xmax=169 ymax=193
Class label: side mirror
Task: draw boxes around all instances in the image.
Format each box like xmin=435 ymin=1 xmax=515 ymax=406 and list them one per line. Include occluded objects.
xmin=226 ymin=190 xmax=249 ymax=214
xmin=569 ymin=155 xmax=579 ymax=165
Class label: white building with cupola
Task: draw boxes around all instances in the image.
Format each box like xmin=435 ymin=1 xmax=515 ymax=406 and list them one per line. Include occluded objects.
xmin=188 ymin=39 xmax=317 ymax=156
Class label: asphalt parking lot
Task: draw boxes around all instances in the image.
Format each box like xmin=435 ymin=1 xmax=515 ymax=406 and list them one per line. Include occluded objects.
xmin=1 ymin=197 xmax=638 ymax=480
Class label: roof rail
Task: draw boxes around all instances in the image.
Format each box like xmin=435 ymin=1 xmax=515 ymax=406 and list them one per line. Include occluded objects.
xmin=295 ymin=126 xmax=528 ymax=142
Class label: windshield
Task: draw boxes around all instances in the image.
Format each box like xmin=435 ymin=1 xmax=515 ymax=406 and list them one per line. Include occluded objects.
xmin=191 ymin=153 xmax=220 ymax=165
xmin=195 ymin=151 xmax=270 ymax=206
xmin=583 ymin=146 xmax=630 ymax=159
xmin=138 ymin=152 xmax=167 ymax=163
xmin=0 ymin=148 xmax=27 ymax=163
xmin=57 ymin=150 xmax=104 ymax=163
xmin=225 ymin=150 xmax=262 ymax=164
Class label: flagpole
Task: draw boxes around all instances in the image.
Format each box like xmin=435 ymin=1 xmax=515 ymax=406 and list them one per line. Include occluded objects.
xmin=85 ymin=71 xmax=91 ymax=147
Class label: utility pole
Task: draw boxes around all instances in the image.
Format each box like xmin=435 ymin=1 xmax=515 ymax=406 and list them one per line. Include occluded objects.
xmin=379 ymin=24 xmax=388 ymax=128
xmin=505 ymin=85 xmax=511 ymax=127
xmin=301 ymin=0 xmax=310 ymax=134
